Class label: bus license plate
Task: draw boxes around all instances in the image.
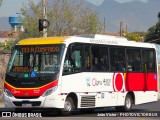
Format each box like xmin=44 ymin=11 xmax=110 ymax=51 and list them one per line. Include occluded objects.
xmin=22 ymin=102 xmax=32 ymax=107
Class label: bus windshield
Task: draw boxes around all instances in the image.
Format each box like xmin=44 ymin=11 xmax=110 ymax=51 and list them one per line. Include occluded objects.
xmin=6 ymin=44 xmax=65 ymax=79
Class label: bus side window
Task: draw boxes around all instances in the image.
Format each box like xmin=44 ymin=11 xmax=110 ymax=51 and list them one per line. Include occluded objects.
xmin=71 ymin=50 xmax=82 ymax=71
xmin=148 ymin=51 xmax=156 ymax=72
xmin=110 ymin=48 xmax=125 ymax=72
xmin=126 ymin=49 xmax=141 ymax=72
xmin=91 ymin=46 xmax=100 ymax=71
xmin=99 ymin=47 xmax=109 ymax=71
xmin=142 ymin=50 xmax=148 ymax=71
xmin=134 ymin=52 xmax=141 ymax=71
xmin=85 ymin=45 xmax=108 ymax=71
xmin=142 ymin=50 xmax=156 ymax=72
xmin=63 ymin=44 xmax=83 ymax=74
xmin=126 ymin=50 xmax=134 ymax=71
xmin=85 ymin=46 xmax=91 ymax=70
xmin=63 ymin=47 xmax=74 ymax=73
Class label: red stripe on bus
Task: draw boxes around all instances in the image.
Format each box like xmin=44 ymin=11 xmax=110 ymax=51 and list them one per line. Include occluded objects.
xmin=125 ymin=73 xmax=157 ymax=91
xmin=4 ymin=80 xmax=58 ymax=97
xmin=113 ymin=72 xmax=157 ymax=92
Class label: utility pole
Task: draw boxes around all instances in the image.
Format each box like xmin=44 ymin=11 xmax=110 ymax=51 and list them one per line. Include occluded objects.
xmin=120 ymin=21 xmax=123 ymax=37
xmin=42 ymin=0 xmax=47 ymax=37
xmin=103 ymin=17 xmax=106 ymax=34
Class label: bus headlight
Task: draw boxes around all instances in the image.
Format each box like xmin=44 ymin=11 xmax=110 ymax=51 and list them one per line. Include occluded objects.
xmin=4 ymin=89 xmax=13 ymax=97
xmin=42 ymin=86 xmax=57 ymax=97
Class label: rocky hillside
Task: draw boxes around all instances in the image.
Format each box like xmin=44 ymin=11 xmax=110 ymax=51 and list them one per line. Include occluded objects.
xmin=0 ymin=52 xmax=10 ymax=100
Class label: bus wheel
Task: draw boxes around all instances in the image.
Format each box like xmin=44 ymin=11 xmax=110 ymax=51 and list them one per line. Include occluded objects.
xmin=116 ymin=94 xmax=132 ymax=112
xmin=60 ymin=97 xmax=75 ymax=116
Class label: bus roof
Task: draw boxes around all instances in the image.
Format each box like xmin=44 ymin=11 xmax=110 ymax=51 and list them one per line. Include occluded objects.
xmin=17 ymin=37 xmax=68 ymax=45
xmin=16 ymin=34 xmax=128 ymax=45
xmin=16 ymin=34 xmax=155 ymax=49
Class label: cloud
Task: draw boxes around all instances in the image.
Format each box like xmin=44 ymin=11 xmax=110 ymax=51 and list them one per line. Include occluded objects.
xmin=85 ymin=0 xmax=104 ymax=6
xmin=114 ymin=0 xmax=148 ymax=3
xmin=85 ymin=0 xmax=148 ymax=6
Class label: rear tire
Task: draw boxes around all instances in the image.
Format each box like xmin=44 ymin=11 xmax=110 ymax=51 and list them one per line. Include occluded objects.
xmin=60 ymin=97 xmax=75 ymax=116
xmin=116 ymin=94 xmax=132 ymax=112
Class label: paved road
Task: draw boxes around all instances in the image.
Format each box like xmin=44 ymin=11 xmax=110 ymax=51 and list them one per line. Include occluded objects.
xmin=0 ymin=100 xmax=160 ymax=120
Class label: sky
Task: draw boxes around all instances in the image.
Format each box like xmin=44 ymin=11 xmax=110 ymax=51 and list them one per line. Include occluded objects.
xmin=0 ymin=0 xmax=39 ymax=17
xmin=0 ymin=0 xmax=149 ymax=17
xmin=114 ymin=0 xmax=148 ymax=3
xmin=86 ymin=0 xmax=148 ymax=5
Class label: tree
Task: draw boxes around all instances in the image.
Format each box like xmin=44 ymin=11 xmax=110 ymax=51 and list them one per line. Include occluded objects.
xmin=0 ymin=0 xmax=2 ymax=6
xmin=158 ymin=12 xmax=160 ymax=22
xmin=0 ymin=31 xmax=19 ymax=51
xmin=145 ymin=12 xmax=160 ymax=42
xmin=126 ymin=32 xmax=142 ymax=42
xmin=121 ymin=30 xmax=144 ymax=42
xmin=20 ymin=0 xmax=102 ymax=39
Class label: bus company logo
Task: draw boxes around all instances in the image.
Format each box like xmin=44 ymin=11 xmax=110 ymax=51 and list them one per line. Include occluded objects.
xmin=90 ymin=39 xmax=118 ymax=44
xmin=24 ymin=92 xmax=29 ymax=96
xmin=2 ymin=112 xmax=11 ymax=117
xmin=86 ymin=78 xmax=110 ymax=87
xmin=2 ymin=112 xmax=42 ymax=117
xmin=86 ymin=77 xmax=91 ymax=86
xmin=92 ymin=78 xmax=97 ymax=86
xmin=85 ymin=78 xmax=99 ymax=86
xmin=113 ymin=73 xmax=126 ymax=92
xmin=11 ymin=89 xmax=20 ymax=94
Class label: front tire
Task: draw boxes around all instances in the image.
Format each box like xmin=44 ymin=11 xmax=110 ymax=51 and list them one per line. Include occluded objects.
xmin=60 ymin=97 xmax=75 ymax=116
xmin=116 ymin=94 xmax=132 ymax=112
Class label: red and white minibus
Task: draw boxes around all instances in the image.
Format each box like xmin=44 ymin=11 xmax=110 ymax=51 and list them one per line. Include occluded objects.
xmin=3 ymin=34 xmax=159 ymax=115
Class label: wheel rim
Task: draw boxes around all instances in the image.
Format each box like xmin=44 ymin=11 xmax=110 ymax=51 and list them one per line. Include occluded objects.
xmin=126 ymin=97 xmax=131 ymax=109
xmin=64 ymin=101 xmax=72 ymax=112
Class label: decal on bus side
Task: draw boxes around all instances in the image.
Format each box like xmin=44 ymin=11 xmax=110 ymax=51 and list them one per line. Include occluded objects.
xmin=113 ymin=73 xmax=126 ymax=92
xmin=85 ymin=77 xmax=111 ymax=87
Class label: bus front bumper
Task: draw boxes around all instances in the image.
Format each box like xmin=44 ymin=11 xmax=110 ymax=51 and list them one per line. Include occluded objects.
xmin=3 ymin=92 xmax=65 ymax=109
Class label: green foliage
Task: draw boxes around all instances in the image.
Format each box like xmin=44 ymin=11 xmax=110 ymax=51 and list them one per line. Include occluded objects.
xmin=0 ymin=30 xmax=20 ymax=51
xmin=121 ymin=30 xmax=144 ymax=42
xmin=0 ymin=0 xmax=2 ymax=6
xmin=158 ymin=12 xmax=160 ymax=21
xmin=145 ymin=22 xmax=160 ymax=42
xmin=145 ymin=12 xmax=160 ymax=42
xmin=132 ymin=31 xmax=147 ymax=38
xmin=20 ymin=1 xmax=43 ymax=39
xmin=20 ymin=0 xmax=102 ymax=39
xmin=0 ymin=39 xmax=16 ymax=50
xmin=126 ymin=32 xmax=143 ymax=42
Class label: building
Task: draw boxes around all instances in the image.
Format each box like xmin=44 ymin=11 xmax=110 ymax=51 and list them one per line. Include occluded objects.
xmin=0 ymin=13 xmax=23 ymax=44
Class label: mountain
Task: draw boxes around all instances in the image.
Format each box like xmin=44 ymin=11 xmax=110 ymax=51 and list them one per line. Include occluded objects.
xmin=0 ymin=0 xmax=159 ymax=32
xmin=90 ymin=0 xmax=160 ymax=32
xmin=0 ymin=17 xmax=10 ymax=31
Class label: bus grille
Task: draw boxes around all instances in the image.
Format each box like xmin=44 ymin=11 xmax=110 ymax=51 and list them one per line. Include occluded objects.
xmin=14 ymin=96 xmax=39 ymax=99
xmin=13 ymin=101 xmax=41 ymax=107
xmin=80 ymin=96 xmax=95 ymax=107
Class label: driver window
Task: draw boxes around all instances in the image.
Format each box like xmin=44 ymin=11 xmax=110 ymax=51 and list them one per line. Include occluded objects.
xmin=63 ymin=44 xmax=84 ymax=75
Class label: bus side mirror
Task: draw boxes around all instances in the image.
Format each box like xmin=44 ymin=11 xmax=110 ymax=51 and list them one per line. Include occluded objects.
xmin=11 ymin=46 xmax=15 ymax=55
